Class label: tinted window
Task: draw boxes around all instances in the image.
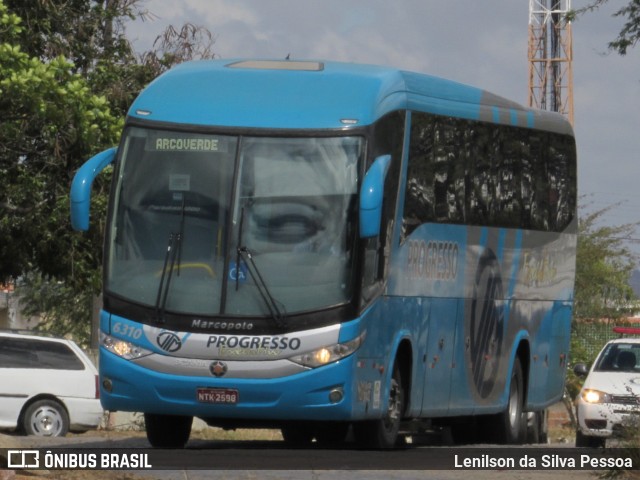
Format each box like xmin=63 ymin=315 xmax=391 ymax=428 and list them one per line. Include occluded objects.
xmin=594 ymin=343 xmax=640 ymax=372
xmin=0 ymin=337 xmax=85 ymax=370
xmin=402 ymin=112 xmax=577 ymax=240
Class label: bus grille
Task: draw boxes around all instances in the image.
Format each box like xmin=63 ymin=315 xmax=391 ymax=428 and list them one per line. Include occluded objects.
xmin=610 ymin=395 xmax=640 ymax=405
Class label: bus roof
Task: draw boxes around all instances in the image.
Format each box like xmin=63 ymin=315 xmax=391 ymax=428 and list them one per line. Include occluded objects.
xmin=128 ymin=59 xmax=573 ymax=135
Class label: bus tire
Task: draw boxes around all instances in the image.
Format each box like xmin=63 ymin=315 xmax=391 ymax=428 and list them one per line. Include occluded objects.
xmin=494 ymin=357 xmax=526 ymax=444
xmin=145 ymin=413 xmax=192 ymax=448
xmin=526 ymin=410 xmax=548 ymax=444
xmin=353 ymin=363 xmax=405 ymax=449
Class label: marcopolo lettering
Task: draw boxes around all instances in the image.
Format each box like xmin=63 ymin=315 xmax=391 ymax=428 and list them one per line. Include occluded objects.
xmin=191 ymin=319 xmax=254 ymax=331
xmin=206 ymin=335 xmax=301 ymax=351
xmin=408 ymin=239 xmax=459 ymax=280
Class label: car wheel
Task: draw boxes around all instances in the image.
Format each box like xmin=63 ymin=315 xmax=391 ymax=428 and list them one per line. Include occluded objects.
xmin=22 ymin=399 xmax=69 ymax=437
xmin=144 ymin=413 xmax=192 ymax=448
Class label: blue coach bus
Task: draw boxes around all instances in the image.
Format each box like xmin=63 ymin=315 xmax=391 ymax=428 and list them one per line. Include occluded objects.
xmin=71 ymin=59 xmax=577 ymax=448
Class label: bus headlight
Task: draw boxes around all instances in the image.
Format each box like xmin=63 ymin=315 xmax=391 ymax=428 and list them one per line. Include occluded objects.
xmin=289 ymin=333 xmax=365 ymax=368
xmin=581 ymin=389 xmax=611 ymax=404
xmin=101 ymin=332 xmax=152 ymax=360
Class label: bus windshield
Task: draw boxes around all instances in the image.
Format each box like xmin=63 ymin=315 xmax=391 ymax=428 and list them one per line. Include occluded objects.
xmin=106 ymin=127 xmax=362 ymax=319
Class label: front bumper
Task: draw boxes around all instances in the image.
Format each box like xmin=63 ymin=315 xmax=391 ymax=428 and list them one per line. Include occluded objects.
xmin=99 ymin=347 xmax=356 ymax=422
xmin=576 ymin=399 xmax=640 ymax=438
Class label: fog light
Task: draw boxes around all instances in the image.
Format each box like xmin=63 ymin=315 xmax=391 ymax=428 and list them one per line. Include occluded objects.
xmin=329 ymin=388 xmax=344 ymax=404
xmin=102 ymin=378 xmax=113 ymax=393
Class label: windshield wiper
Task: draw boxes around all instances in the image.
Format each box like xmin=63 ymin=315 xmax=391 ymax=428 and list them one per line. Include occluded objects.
xmin=176 ymin=197 xmax=186 ymax=276
xmin=236 ymin=207 xmax=287 ymax=327
xmin=155 ymin=198 xmax=186 ymax=323
xmin=237 ymin=246 xmax=286 ymax=328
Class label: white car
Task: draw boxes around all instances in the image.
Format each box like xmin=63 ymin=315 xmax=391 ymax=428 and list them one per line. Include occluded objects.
xmin=0 ymin=331 xmax=103 ymax=437
xmin=574 ymin=333 xmax=640 ymax=447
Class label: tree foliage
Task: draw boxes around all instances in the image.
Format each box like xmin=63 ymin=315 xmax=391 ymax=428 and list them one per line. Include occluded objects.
xmin=0 ymin=0 xmax=121 ymax=284
xmin=568 ymin=0 xmax=640 ymax=55
xmin=18 ymin=271 xmax=95 ymax=347
xmin=1 ymin=0 xmax=215 ymax=343
xmin=574 ymin=204 xmax=638 ymax=322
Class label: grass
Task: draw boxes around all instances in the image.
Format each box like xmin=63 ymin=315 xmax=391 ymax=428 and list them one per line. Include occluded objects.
xmin=547 ymin=423 xmax=576 ymax=444
xmin=192 ymin=427 xmax=283 ymax=442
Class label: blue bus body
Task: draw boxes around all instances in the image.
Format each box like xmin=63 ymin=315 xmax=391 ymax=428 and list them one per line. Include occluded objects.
xmin=71 ymin=59 xmax=576 ymax=447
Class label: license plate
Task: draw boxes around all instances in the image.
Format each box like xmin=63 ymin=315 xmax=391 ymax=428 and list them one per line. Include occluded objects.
xmin=197 ymin=388 xmax=239 ymax=404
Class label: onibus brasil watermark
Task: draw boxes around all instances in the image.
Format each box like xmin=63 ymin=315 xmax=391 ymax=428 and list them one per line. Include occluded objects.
xmin=7 ymin=449 xmax=152 ymax=470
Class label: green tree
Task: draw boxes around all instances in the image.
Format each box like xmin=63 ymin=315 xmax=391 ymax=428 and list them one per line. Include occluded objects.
xmin=0 ymin=0 xmax=121 ymax=343
xmin=1 ymin=0 xmax=215 ymax=344
xmin=5 ymin=0 xmax=215 ymax=116
xmin=569 ymin=0 xmax=640 ymax=55
xmin=0 ymin=0 xmax=121 ymax=282
xmin=574 ymin=204 xmax=638 ymax=322
xmin=4 ymin=0 xmax=156 ymax=117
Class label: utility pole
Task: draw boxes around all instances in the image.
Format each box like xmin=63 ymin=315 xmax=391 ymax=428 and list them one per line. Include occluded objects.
xmin=528 ymin=0 xmax=574 ymax=125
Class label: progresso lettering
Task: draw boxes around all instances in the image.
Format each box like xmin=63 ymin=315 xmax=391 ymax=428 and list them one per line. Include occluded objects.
xmin=206 ymin=335 xmax=301 ymax=351
xmin=407 ymin=239 xmax=459 ymax=281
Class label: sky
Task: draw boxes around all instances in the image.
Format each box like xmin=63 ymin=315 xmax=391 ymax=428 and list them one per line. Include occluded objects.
xmin=129 ymin=0 xmax=640 ymax=241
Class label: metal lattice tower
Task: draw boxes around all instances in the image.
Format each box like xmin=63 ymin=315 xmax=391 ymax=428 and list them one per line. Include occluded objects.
xmin=528 ymin=0 xmax=574 ymax=125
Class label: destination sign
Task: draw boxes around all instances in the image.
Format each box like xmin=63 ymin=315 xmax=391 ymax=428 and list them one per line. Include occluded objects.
xmin=145 ymin=132 xmax=231 ymax=153
xmin=153 ymin=137 xmax=220 ymax=152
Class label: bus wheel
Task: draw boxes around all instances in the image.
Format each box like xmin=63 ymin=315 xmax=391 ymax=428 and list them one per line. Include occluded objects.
xmin=353 ymin=363 xmax=405 ymax=449
xmin=495 ymin=358 xmax=526 ymax=444
xmin=145 ymin=413 xmax=192 ymax=448
xmin=526 ymin=410 xmax=548 ymax=444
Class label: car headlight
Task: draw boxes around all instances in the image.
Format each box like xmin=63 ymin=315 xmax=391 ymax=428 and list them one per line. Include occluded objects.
xmin=581 ymin=389 xmax=612 ymax=404
xmin=101 ymin=332 xmax=152 ymax=360
xmin=289 ymin=332 xmax=365 ymax=368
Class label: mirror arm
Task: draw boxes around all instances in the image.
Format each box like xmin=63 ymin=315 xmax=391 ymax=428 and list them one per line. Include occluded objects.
xmin=70 ymin=147 xmax=117 ymax=231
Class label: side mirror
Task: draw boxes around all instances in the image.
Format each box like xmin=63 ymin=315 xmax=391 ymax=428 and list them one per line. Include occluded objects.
xmin=359 ymin=154 xmax=391 ymax=238
xmin=573 ymin=363 xmax=589 ymax=378
xmin=70 ymin=147 xmax=117 ymax=231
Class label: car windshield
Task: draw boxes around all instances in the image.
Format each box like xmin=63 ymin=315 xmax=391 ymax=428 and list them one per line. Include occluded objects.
xmin=594 ymin=343 xmax=640 ymax=372
xmin=105 ymin=127 xmax=361 ymax=318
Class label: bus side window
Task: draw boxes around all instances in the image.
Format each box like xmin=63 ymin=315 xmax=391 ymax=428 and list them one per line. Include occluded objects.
xmin=547 ymin=134 xmax=576 ymax=231
xmin=403 ymin=114 xmax=468 ymax=239
xmin=403 ymin=114 xmax=435 ymax=240
xmin=403 ymin=112 xmax=577 ymax=235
